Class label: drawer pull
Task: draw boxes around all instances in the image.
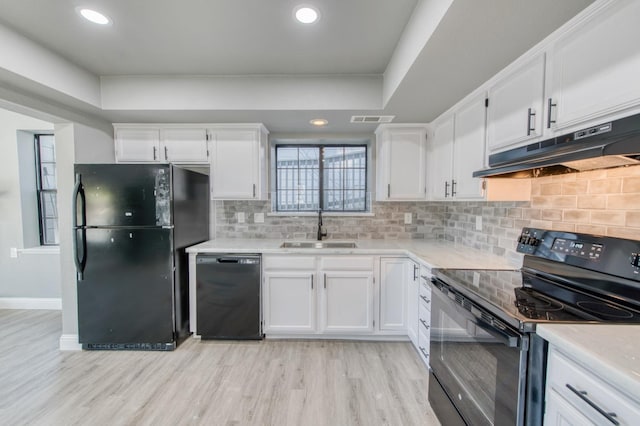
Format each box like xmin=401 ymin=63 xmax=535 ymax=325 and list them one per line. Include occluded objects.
xmin=420 ymin=295 xmax=430 ymax=304
xmin=566 ymin=384 xmax=619 ymax=425
xmin=420 ymin=319 xmax=430 ymax=330
xmin=419 ymin=347 xmax=429 ymax=358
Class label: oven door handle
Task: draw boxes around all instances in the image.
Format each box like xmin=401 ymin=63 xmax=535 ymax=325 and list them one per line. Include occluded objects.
xmin=470 ymin=307 xmax=522 ymax=348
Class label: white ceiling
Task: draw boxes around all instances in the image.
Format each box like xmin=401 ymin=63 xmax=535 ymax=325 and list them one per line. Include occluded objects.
xmin=0 ymin=0 xmax=595 ymax=133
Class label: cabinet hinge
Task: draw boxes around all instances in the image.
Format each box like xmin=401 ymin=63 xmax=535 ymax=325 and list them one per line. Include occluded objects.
xmin=485 ymin=98 xmax=489 ymax=108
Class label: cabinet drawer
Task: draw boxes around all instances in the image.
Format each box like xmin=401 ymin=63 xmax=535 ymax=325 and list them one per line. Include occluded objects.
xmin=263 ymin=255 xmax=316 ymax=270
xmin=319 ymin=256 xmax=374 ymax=271
xmin=547 ymin=347 xmax=640 ymax=425
xmin=419 ymin=282 xmax=432 ymax=310
xmin=418 ymin=327 xmax=430 ymax=364
xmin=419 ymin=303 xmax=431 ymax=333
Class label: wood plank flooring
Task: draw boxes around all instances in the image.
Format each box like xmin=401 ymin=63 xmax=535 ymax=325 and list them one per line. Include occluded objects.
xmin=0 ymin=310 xmax=440 ymax=426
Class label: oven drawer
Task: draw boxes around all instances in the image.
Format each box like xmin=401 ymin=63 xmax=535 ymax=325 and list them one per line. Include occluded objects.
xmin=546 ymin=347 xmax=640 ymax=425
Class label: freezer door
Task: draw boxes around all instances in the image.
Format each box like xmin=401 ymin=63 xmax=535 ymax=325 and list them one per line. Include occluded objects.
xmin=74 ymin=164 xmax=171 ymax=227
xmin=77 ymin=228 xmax=175 ymax=346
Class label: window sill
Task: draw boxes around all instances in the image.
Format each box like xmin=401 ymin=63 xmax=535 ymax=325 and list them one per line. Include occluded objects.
xmin=267 ymin=212 xmax=375 ymax=217
xmin=19 ymin=246 xmax=60 ymax=255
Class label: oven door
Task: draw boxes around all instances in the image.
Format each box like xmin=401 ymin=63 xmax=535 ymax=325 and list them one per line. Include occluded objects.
xmin=429 ymin=278 xmax=528 ymax=426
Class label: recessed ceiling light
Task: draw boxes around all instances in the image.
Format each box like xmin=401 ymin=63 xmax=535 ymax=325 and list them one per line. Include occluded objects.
xmin=78 ymin=8 xmax=112 ymax=25
xmin=310 ymin=119 xmax=328 ymax=127
xmin=295 ymin=6 xmax=320 ymax=24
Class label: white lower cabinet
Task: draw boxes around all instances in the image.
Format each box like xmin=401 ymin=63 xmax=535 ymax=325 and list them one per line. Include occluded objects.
xmin=416 ymin=264 xmax=432 ymax=366
xmin=263 ymin=272 xmax=316 ymax=334
xmin=544 ymin=346 xmax=640 ymax=425
xmin=379 ymin=257 xmax=410 ymax=332
xmin=262 ymin=255 xmax=375 ymax=336
xmin=320 ymin=271 xmax=374 ymax=333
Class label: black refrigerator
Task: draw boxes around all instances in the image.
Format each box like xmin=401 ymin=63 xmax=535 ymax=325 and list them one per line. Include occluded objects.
xmin=73 ymin=164 xmax=209 ymax=350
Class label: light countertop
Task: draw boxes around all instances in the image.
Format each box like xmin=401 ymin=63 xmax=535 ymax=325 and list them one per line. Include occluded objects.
xmin=537 ymin=324 xmax=640 ymax=401
xmin=186 ymin=238 xmax=519 ymax=270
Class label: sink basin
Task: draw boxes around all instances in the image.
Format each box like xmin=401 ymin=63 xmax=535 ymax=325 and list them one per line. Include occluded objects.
xmin=280 ymin=241 xmax=358 ymax=249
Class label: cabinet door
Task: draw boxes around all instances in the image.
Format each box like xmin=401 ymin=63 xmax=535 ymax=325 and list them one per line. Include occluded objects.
xmin=211 ymin=130 xmax=258 ymax=199
xmin=407 ymin=261 xmax=419 ymax=346
xmin=379 ymin=258 xmax=409 ymax=332
xmin=453 ymin=94 xmax=487 ymax=199
xmin=429 ymin=116 xmax=454 ymax=201
xmin=115 ymin=128 xmax=161 ymax=162
xmin=544 ymin=389 xmax=596 ymax=426
xmin=486 ymin=53 xmax=546 ymax=152
xmin=320 ymin=271 xmax=374 ymax=333
xmin=548 ymin=0 xmax=640 ymax=130
xmin=161 ymin=128 xmax=209 ymax=163
xmin=263 ymin=272 xmax=316 ymax=334
xmin=378 ymin=127 xmax=427 ymax=200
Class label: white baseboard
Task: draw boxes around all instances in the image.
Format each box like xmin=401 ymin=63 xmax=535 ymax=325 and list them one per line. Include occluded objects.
xmin=59 ymin=334 xmax=82 ymax=351
xmin=0 ymin=297 xmax=62 ymax=310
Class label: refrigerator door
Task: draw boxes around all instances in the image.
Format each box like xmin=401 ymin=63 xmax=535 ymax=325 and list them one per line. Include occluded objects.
xmin=77 ymin=227 xmax=175 ymax=348
xmin=74 ymin=164 xmax=172 ymax=227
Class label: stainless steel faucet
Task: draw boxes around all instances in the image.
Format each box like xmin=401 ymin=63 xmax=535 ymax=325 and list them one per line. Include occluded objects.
xmin=317 ymin=209 xmax=327 ymax=241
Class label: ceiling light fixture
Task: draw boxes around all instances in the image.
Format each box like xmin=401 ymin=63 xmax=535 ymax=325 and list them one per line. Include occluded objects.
xmin=78 ymin=8 xmax=112 ymax=25
xmin=310 ymin=119 xmax=328 ymax=127
xmin=295 ymin=6 xmax=320 ymax=24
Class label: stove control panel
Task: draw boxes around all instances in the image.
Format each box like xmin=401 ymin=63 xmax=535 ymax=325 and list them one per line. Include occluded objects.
xmin=517 ymin=229 xmax=543 ymax=254
xmin=551 ymin=238 xmax=604 ymax=260
xmin=631 ymin=253 xmax=640 ymax=268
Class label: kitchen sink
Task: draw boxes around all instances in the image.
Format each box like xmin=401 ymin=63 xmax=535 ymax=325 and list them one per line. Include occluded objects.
xmin=280 ymin=241 xmax=358 ymax=249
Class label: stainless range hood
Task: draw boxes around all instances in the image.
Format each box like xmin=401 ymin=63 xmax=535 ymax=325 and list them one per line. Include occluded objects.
xmin=473 ymin=113 xmax=640 ymax=178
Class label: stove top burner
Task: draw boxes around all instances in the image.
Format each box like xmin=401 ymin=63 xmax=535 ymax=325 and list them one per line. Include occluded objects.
xmin=514 ymin=287 xmax=564 ymax=319
xmin=576 ymin=301 xmax=634 ymax=319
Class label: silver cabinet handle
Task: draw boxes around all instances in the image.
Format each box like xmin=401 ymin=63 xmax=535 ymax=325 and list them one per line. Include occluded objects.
xmin=565 ymin=384 xmax=619 ymax=425
xmin=324 ymin=274 xmax=327 ymax=289
xmin=444 ymin=181 xmax=449 ymax=197
xmin=253 ymin=183 xmax=256 ymax=198
xmin=153 ymin=146 xmax=157 ymax=160
xmin=164 ymin=146 xmax=168 ymax=160
xmin=387 ymin=183 xmax=390 ymax=198
xmin=311 ymin=275 xmax=313 ymax=290
xmin=413 ymin=265 xmax=418 ymax=281
xmin=420 ymin=295 xmax=430 ymax=304
xmin=420 ymin=319 xmax=430 ymax=330
xmin=451 ymin=180 xmax=457 ymax=197
xmin=419 ymin=347 xmax=429 ymax=358
xmin=547 ymin=98 xmax=557 ymax=128
xmin=527 ymin=108 xmax=536 ymax=136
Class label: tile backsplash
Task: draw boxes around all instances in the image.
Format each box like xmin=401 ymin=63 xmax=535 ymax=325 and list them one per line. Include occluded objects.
xmin=212 ymin=165 xmax=640 ymax=265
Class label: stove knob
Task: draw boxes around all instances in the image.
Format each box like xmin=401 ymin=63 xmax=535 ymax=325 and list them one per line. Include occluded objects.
xmin=631 ymin=253 xmax=640 ymax=267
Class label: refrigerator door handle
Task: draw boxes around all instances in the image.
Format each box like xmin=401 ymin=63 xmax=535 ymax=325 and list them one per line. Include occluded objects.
xmin=73 ymin=173 xmax=88 ymax=280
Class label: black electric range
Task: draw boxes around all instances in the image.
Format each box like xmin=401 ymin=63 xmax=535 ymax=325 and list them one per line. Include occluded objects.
xmin=434 ymin=228 xmax=640 ymax=331
xmin=428 ymin=228 xmax=640 ymax=426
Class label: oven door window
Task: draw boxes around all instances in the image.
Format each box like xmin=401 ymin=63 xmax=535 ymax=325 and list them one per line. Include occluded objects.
xmin=430 ymin=285 xmax=525 ymax=426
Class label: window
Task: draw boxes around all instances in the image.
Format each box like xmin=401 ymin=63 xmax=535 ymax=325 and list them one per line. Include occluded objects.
xmin=35 ymin=134 xmax=58 ymax=245
xmin=275 ymin=145 xmax=368 ymax=212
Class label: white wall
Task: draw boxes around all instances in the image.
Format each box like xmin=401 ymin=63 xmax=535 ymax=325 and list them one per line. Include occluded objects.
xmin=0 ymin=108 xmax=59 ymax=299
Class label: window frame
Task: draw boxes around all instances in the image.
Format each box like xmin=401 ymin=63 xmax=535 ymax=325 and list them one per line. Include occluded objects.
xmin=274 ymin=143 xmax=369 ymax=213
xmin=34 ymin=134 xmax=58 ymax=246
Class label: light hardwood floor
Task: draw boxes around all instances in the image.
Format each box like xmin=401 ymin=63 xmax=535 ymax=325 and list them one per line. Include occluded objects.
xmin=0 ymin=310 xmax=440 ymax=426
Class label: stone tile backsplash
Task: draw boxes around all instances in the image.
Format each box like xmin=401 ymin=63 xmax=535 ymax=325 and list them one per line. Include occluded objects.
xmin=212 ymin=165 xmax=640 ymax=266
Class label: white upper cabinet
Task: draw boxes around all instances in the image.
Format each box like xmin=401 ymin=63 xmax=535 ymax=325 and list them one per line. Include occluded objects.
xmin=160 ymin=128 xmax=209 ymax=163
xmin=430 ymin=93 xmax=486 ymax=200
xmin=114 ymin=127 xmax=161 ymax=162
xmin=376 ymin=125 xmax=428 ymax=201
xmin=486 ymin=53 xmax=546 ymax=153
xmin=452 ymin=94 xmax=487 ymax=199
xmin=209 ymin=124 xmax=268 ymax=200
xmin=547 ymin=0 xmax=640 ymax=131
xmin=115 ymin=125 xmax=209 ymax=164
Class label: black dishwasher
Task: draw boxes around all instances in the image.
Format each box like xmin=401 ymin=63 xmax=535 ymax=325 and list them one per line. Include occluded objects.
xmin=196 ymin=254 xmax=262 ymax=340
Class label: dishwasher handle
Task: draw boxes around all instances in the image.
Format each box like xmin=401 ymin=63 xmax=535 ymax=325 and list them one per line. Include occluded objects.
xmin=196 ymin=255 xmax=261 ymax=265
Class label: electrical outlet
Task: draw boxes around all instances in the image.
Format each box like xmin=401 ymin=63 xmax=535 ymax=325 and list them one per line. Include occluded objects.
xmin=254 ymin=212 xmax=264 ymax=223
xmin=472 ymin=272 xmax=480 ymax=288
xmin=404 ymin=213 xmax=412 ymax=225
xmin=475 ymin=216 xmax=482 ymax=231
xmin=237 ymin=212 xmax=245 ymax=224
